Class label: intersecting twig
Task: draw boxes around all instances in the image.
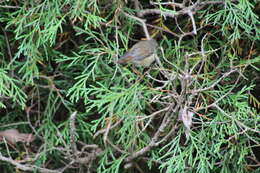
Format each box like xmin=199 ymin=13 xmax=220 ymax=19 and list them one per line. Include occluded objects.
xmin=0 ymin=152 xmax=61 ymax=173
xmin=120 ymin=10 xmax=151 ymax=39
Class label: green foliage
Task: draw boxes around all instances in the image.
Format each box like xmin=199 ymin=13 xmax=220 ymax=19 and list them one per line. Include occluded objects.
xmin=205 ymin=0 xmax=260 ymax=41
xmin=0 ymin=0 xmax=259 ymax=173
xmin=0 ymin=69 xmax=26 ymax=108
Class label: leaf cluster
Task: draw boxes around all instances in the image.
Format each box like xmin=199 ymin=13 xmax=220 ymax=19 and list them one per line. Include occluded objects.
xmin=0 ymin=0 xmax=259 ymax=173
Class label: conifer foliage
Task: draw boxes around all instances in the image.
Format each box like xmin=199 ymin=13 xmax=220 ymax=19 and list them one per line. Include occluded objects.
xmin=0 ymin=0 xmax=260 ymax=172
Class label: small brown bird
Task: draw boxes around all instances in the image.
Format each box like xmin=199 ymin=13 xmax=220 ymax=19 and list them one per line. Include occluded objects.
xmin=117 ymin=39 xmax=158 ymax=67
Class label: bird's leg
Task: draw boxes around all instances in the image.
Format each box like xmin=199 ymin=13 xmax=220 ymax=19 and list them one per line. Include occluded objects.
xmin=143 ymin=67 xmax=154 ymax=88
xmin=131 ymin=66 xmax=143 ymax=78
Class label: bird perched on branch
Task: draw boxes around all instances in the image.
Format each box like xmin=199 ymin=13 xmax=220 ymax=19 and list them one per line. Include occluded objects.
xmin=117 ymin=39 xmax=158 ymax=67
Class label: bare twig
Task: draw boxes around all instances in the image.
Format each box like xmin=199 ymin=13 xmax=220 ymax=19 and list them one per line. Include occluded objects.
xmin=139 ymin=9 xmax=180 ymax=18
xmin=199 ymin=0 xmax=237 ymax=5
xmin=194 ymin=72 xmax=241 ymax=112
xmin=120 ymin=10 xmax=151 ymax=39
xmin=0 ymin=122 xmax=29 ymax=128
xmin=0 ymin=152 xmax=61 ymax=173
xmin=0 ymin=26 xmax=12 ymax=62
xmin=155 ymin=124 xmax=179 ymax=146
xmin=124 ymin=104 xmax=178 ymax=164
xmin=107 ymin=138 xmax=128 ymax=154
xmin=150 ymin=0 xmax=233 ymax=7
xmin=146 ymin=23 xmax=180 ymax=37
xmin=190 ymin=69 xmax=237 ymax=94
xmin=103 ymin=117 xmax=112 ymax=144
xmin=213 ymin=104 xmax=260 ymax=145
xmin=187 ymin=10 xmax=197 ymax=35
xmin=139 ymin=0 xmax=202 ymax=18
xmin=0 ymin=5 xmax=20 ymax=8
xmin=0 ymin=26 xmax=14 ymax=77
xmin=94 ymin=119 xmax=123 ymax=138
xmin=25 ymin=104 xmax=44 ymax=141
xmin=69 ymin=111 xmax=78 ymax=154
xmin=138 ymin=106 xmax=170 ymax=120
xmin=150 ymin=1 xmax=185 ymax=8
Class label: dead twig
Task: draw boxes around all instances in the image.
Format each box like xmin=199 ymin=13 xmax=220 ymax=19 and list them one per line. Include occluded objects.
xmin=0 ymin=152 xmax=61 ymax=173
xmin=94 ymin=118 xmax=123 ymax=138
xmin=124 ymin=104 xmax=179 ymax=165
xmin=69 ymin=111 xmax=78 ymax=155
xmin=120 ymin=10 xmax=151 ymax=39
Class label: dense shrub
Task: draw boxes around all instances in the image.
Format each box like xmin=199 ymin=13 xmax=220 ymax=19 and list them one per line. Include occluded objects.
xmin=0 ymin=0 xmax=259 ymax=172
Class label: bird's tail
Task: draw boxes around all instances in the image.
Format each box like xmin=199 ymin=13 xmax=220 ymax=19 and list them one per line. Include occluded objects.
xmin=116 ymin=56 xmax=132 ymax=64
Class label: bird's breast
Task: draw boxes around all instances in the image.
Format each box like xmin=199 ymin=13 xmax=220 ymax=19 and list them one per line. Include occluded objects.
xmin=133 ymin=54 xmax=157 ymax=67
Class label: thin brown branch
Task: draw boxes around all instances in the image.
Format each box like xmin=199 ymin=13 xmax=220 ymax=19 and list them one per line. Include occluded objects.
xmin=138 ymin=106 xmax=170 ymax=120
xmin=194 ymin=71 xmax=241 ymax=112
xmin=120 ymin=10 xmax=151 ymax=39
xmin=146 ymin=23 xmax=180 ymax=37
xmin=124 ymin=106 xmax=178 ymax=164
xmin=94 ymin=119 xmax=123 ymax=138
xmin=107 ymin=138 xmax=128 ymax=154
xmin=25 ymin=104 xmax=44 ymax=141
xmin=150 ymin=1 xmax=185 ymax=8
xmin=213 ymin=104 xmax=260 ymax=146
xmin=190 ymin=69 xmax=237 ymax=94
xmin=155 ymin=124 xmax=179 ymax=146
xmin=0 ymin=152 xmax=61 ymax=173
xmin=103 ymin=117 xmax=112 ymax=144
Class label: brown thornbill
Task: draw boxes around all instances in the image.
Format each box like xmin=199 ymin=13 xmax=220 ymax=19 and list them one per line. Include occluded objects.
xmin=117 ymin=39 xmax=158 ymax=67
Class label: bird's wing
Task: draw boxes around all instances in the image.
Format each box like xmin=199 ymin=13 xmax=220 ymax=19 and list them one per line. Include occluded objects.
xmin=117 ymin=54 xmax=132 ymax=64
xmin=129 ymin=46 xmax=154 ymax=61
